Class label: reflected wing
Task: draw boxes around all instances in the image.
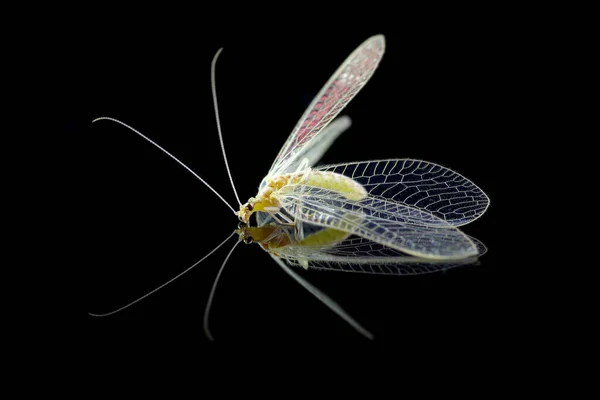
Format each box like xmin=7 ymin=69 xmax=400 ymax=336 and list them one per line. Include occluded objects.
xmin=316 ymin=159 xmax=489 ymax=226
xmin=267 ymin=35 xmax=385 ymax=176
xmin=276 ymin=187 xmax=478 ymax=259
xmin=275 ymin=235 xmax=486 ymax=275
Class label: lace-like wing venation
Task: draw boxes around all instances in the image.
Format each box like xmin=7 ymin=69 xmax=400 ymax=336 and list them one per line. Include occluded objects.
xmin=268 ymin=35 xmax=385 ymax=176
xmin=304 ymin=234 xmax=487 ymax=258
xmin=281 ymin=116 xmax=352 ymax=174
xmin=276 ymin=186 xmax=478 ymax=259
xmin=274 ymin=235 xmax=486 ymax=275
xmin=316 ymin=159 xmax=489 ymax=226
xmin=282 ymin=255 xmax=480 ymax=275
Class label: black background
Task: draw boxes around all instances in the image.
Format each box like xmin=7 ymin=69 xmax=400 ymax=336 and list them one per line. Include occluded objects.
xmin=82 ymin=17 xmax=516 ymax=357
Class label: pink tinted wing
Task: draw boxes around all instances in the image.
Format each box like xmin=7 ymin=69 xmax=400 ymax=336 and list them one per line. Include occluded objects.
xmin=267 ymin=35 xmax=385 ymax=176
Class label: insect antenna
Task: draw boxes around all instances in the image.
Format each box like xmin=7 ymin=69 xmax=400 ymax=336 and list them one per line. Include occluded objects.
xmin=89 ymin=232 xmax=236 ymax=317
xmin=211 ymin=48 xmax=242 ymax=207
xmin=203 ymin=238 xmax=241 ymax=341
xmin=92 ymin=117 xmax=237 ymax=214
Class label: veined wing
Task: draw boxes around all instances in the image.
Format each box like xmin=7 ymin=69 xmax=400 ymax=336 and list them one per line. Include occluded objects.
xmin=305 ymin=233 xmax=487 ymax=259
xmin=255 ymin=211 xmax=273 ymax=227
xmin=267 ymin=35 xmax=385 ymax=177
xmin=274 ymin=235 xmax=486 ymax=275
xmin=316 ymin=159 xmax=489 ymax=226
xmin=282 ymin=116 xmax=352 ymax=174
xmin=276 ymin=186 xmax=478 ymax=259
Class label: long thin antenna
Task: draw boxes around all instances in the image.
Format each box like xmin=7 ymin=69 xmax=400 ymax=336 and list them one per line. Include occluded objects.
xmin=270 ymin=255 xmax=374 ymax=340
xmin=92 ymin=117 xmax=237 ymax=214
xmin=211 ymin=48 xmax=242 ymax=207
xmin=203 ymin=238 xmax=241 ymax=341
xmin=89 ymin=232 xmax=236 ymax=317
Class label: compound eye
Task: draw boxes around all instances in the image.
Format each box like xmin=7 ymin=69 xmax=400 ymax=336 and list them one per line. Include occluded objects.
xmin=246 ymin=203 xmax=254 ymax=211
xmin=243 ymin=236 xmax=253 ymax=244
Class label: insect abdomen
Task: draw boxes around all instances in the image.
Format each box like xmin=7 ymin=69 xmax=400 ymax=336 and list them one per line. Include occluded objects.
xmin=291 ymin=171 xmax=367 ymax=201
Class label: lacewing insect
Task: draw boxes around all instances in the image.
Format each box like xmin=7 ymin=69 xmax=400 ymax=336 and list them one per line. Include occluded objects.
xmin=91 ymin=35 xmax=489 ymax=340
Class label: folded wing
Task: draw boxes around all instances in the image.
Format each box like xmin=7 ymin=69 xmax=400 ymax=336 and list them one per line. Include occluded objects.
xmin=276 ymin=186 xmax=479 ymax=259
xmin=316 ymin=159 xmax=489 ymax=226
xmin=276 ymin=233 xmax=486 ymax=275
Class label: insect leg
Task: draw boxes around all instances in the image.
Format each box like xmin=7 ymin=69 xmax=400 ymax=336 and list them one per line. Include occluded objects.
xmin=269 ymin=212 xmax=286 ymax=225
xmin=267 ymin=210 xmax=296 ymax=226
xmin=278 ymin=212 xmax=294 ymax=224
xmin=263 ymin=206 xmax=281 ymax=213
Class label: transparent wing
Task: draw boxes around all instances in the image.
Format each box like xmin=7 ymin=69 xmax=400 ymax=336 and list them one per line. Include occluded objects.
xmin=267 ymin=35 xmax=385 ymax=176
xmin=316 ymin=159 xmax=489 ymax=226
xmin=276 ymin=186 xmax=478 ymax=259
xmin=274 ymin=235 xmax=486 ymax=275
xmin=255 ymin=211 xmax=273 ymax=227
xmin=282 ymin=116 xmax=352 ymax=173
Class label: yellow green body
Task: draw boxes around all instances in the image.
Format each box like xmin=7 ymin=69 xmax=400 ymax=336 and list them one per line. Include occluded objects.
xmin=237 ymin=170 xmax=367 ymax=223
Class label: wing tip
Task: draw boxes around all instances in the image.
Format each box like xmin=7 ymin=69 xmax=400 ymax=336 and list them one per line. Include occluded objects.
xmin=368 ymin=34 xmax=386 ymax=49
